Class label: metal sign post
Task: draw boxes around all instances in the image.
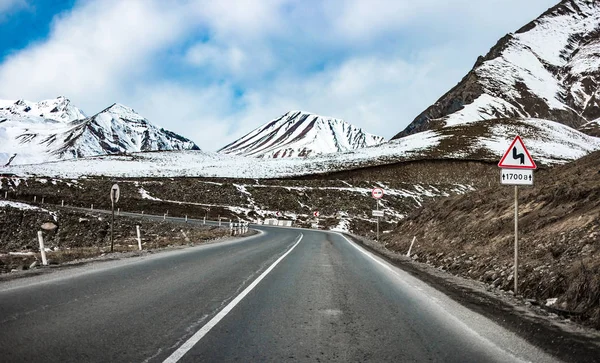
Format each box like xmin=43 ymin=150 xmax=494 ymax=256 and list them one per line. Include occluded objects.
xmin=498 ymin=135 xmax=536 ymax=295
xmin=514 ymin=185 xmax=518 ymax=294
xmin=110 ymin=184 xmax=120 ymax=253
xmin=376 ymin=201 xmax=379 ymax=241
xmin=372 ymin=188 xmax=384 ymax=241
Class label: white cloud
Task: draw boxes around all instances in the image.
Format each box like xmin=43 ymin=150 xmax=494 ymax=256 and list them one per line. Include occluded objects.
xmin=125 ymin=82 xmax=236 ymax=150
xmin=0 ymin=0 xmax=190 ymax=110
xmin=186 ymin=0 xmax=288 ymax=40
xmin=219 ymin=47 xmax=463 ymax=147
xmin=0 ymin=0 xmax=562 ymax=153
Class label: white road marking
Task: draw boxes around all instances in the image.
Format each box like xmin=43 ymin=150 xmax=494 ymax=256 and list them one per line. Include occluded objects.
xmin=335 ymin=233 xmax=536 ymax=363
xmin=162 ymin=233 xmax=304 ymax=363
xmin=335 ymin=233 xmax=398 ymax=274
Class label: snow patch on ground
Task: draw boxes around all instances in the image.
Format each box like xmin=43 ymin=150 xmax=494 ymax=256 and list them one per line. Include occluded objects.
xmin=0 ymin=200 xmax=48 ymax=211
xmin=139 ymin=188 xmax=162 ymax=201
xmin=331 ymin=219 xmax=351 ymax=233
xmin=4 ymin=131 xmax=444 ymax=178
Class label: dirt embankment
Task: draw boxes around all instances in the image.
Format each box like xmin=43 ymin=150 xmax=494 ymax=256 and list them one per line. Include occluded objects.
xmin=0 ymin=159 xmax=497 ymax=231
xmin=382 ymin=150 xmax=600 ymax=329
xmin=0 ymin=205 xmax=230 ymax=274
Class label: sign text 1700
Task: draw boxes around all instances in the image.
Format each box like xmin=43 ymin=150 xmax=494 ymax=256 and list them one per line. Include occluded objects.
xmin=500 ymin=169 xmax=534 ymax=185
xmin=504 ymin=173 xmax=531 ymax=181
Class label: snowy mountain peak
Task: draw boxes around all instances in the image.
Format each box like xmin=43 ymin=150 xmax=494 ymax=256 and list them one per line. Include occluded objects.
xmin=393 ymin=0 xmax=600 ymax=139
xmin=218 ymin=110 xmax=386 ymax=158
xmin=0 ymin=96 xmax=86 ymax=123
xmin=0 ymin=98 xmax=199 ymax=166
xmin=100 ymin=103 xmax=146 ymax=122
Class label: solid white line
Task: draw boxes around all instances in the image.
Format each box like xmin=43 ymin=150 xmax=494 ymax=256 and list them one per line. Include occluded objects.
xmin=162 ymin=233 xmax=304 ymax=363
xmin=334 ymin=233 xmax=533 ymax=362
xmin=335 ymin=233 xmax=396 ymax=274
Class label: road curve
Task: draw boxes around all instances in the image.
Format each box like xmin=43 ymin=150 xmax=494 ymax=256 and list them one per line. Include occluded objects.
xmin=0 ymin=215 xmax=557 ymax=362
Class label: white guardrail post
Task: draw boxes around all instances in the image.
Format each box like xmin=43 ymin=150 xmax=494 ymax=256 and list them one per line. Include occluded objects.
xmin=136 ymin=225 xmax=142 ymax=250
xmin=37 ymin=231 xmax=48 ymax=266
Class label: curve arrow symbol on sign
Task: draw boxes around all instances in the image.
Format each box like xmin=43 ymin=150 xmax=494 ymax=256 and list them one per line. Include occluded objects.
xmin=512 ymin=147 xmax=525 ymax=165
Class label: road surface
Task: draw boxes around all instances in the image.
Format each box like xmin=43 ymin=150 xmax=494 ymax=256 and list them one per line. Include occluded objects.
xmin=0 ymin=215 xmax=557 ymax=362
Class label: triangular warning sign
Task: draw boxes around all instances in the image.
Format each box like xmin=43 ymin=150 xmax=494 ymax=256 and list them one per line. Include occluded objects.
xmin=498 ymin=135 xmax=537 ymax=169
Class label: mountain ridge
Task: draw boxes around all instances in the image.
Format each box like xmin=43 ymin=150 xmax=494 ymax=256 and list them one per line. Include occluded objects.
xmin=218 ymin=110 xmax=385 ymax=158
xmin=393 ymin=0 xmax=600 ymax=139
xmin=0 ymin=97 xmax=199 ymax=165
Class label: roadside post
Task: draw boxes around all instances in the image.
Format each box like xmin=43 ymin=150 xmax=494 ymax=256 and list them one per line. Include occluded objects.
xmin=406 ymin=236 xmax=416 ymax=257
xmin=37 ymin=231 xmax=48 ymax=266
xmin=136 ymin=225 xmax=142 ymax=250
xmin=498 ymin=135 xmax=536 ymax=295
xmin=372 ymin=188 xmax=384 ymax=241
xmin=110 ymin=184 xmax=120 ymax=253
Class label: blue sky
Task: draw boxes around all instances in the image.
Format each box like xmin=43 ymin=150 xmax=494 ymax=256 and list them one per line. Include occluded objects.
xmin=0 ymin=0 xmax=559 ymax=151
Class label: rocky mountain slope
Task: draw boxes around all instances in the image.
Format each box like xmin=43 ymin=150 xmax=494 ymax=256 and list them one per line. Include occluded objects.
xmin=383 ymin=149 xmax=600 ymax=329
xmin=393 ymin=0 xmax=600 ymax=139
xmin=0 ymin=97 xmax=199 ymax=166
xmin=218 ymin=110 xmax=385 ymax=158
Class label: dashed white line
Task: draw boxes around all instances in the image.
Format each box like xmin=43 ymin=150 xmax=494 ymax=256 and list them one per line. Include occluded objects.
xmin=162 ymin=233 xmax=303 ymax=363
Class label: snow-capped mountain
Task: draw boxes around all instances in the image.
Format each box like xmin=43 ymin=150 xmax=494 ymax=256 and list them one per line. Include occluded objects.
xmin=0 ymin=96 xmax=86 ymax=123
xmin=50 ymin=103 xmax=200 ymax=160
xmin=393 ymin=0 xmax=600 ymax=139
xmin=218 ymin=111 xmax=385 ymax=158
xmin=6 ymin=117 xmax=600 ymax=179
xmin=0 ymin=97 xmax=199 ymax=165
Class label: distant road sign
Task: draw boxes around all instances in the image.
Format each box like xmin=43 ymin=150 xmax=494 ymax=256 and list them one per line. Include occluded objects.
xmin=501 ymin=169 xmax=533 ymax=185
xmin=498 ymin=136 xmax=537 ymax=169
xmin=313 ymin=211 xmax=320 ymax=217
xmin=372 ymin=188 xmax=384 ymax=199
xmin=372 ymin=210 xmax=384 ymax=217
xmin=110 ymin=184 xmax=120 ymax=203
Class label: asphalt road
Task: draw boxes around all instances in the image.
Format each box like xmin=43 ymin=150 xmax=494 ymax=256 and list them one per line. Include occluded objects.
xmin=0 ymin=216 xmax=558 ymax=362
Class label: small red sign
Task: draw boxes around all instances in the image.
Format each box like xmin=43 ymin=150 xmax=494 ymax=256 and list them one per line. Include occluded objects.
xmin=372 ymin=188 xmax=384 ymax=199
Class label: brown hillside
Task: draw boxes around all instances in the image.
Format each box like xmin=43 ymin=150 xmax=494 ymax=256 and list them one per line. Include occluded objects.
xmin=382 ymin=150 xmax=600 ymax=328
